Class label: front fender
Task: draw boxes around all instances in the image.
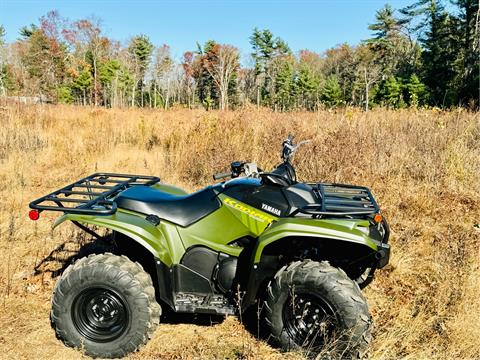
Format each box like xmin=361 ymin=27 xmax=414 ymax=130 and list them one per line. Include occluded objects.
xmin=253 ymin=218 xmax=378 ymax=263
xmin=53 ymin=210 xmax=179 ymax=266
xmin=241 ymin=218 xmax=380 ymax=310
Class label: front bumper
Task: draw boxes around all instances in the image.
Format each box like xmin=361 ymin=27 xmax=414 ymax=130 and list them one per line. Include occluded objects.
xmin=369 ymin=218 xmax=391 ymax=269
xmin=376 ymin=242 xmax=391 ymax=268
xmin=376 ymin=218 xmax=390 ymax=268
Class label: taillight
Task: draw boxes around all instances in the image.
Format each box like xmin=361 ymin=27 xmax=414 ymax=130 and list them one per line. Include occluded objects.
xmin=29 ymin=209 xmax=40 ymax=221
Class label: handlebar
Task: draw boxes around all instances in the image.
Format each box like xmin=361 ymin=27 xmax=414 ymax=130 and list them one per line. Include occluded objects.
xmin=213 ymin=171 xmax=232 ymax=180
xmin=213 ymin=136 xmax=308 ymax=182
xmin=282 ymin=134 xmax=311 ymax=162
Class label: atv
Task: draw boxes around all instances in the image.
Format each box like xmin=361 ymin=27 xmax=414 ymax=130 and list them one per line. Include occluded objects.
xmin=29 ymin=135 xmax=390 ymax=359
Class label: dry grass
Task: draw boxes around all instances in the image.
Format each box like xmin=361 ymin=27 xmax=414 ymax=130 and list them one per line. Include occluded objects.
xmin=0 ymin=104 xmax=479 ymax=359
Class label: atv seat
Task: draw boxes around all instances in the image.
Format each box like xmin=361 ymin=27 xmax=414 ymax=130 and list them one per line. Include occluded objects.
xmin=115 ymin=186 xmax=221 ymax=227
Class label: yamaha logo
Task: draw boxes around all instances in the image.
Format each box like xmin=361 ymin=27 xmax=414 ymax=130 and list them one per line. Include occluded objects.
xmin=261 ymin=203 xmax=281 ymax=216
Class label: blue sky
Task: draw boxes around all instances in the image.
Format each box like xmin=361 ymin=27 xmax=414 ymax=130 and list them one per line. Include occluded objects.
xmin=1 ymin=0 xmax=413 ymax=62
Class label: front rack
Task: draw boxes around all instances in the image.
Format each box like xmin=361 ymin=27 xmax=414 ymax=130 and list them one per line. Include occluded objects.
xmin=291 ymin=183 xmax=380 ymax=218
xmin=29 ymin=173 xmax=160 ymax=216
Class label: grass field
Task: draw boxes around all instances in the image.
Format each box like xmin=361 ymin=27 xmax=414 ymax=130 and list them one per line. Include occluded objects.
xmin=0 ymin=104 xmax=478 ymax=359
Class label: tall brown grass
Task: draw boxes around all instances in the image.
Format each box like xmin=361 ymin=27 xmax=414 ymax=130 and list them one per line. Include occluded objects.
xmin=0 ymin=104 xmax=478 ymax=359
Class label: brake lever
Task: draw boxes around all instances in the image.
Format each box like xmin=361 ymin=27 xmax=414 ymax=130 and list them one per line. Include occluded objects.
xmin=282 ymin=137 xmax=312 ymax=162
xmin=294 ymin=139 xmax=312 ymax=150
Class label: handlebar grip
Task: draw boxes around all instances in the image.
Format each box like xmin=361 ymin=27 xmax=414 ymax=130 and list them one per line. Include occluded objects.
xmin=213 ymin=171 xmax=232 ymax=180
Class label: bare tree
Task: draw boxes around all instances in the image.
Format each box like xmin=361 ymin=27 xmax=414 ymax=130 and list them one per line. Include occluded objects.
xmin=355 ymin=45 xmax=382 ymax=111
xmin=181 ymin=51 xmax=196 ymax=108
xmin=205 ymin=44 xmax=239 ymax=110
xmin=0 ymin=25 xmax=7 ymax=97
xmin=152 ymin=45 xmax=173 ymax=108
xmin=70 ymin=18 xmax=109 ymax=106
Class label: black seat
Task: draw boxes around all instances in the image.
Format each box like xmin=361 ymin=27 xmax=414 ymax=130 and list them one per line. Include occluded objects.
xmin=115 ymin=186 xmax=221 ymax=227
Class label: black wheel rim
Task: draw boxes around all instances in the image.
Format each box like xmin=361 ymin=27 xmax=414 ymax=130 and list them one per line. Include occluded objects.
xmin=72 ymin=287 xmax=129 ymax=343
xmin=283 ymin=292 xmax=339 ymax=349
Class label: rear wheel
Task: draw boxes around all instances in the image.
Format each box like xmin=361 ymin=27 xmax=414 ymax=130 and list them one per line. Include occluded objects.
xmin=51 ymin=253 xmax=161 ymax=358
xmin=264 ymin=260 xmax=371 ymax=359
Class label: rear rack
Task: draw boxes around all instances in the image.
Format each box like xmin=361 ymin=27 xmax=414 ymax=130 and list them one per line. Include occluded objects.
xmin=29 ymin=173 xmax=160 ymax=216
xmin=292 ymin=183 xmax=380 ymax=218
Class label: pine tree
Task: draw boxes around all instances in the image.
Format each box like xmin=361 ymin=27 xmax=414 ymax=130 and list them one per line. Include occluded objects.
xmin=296 ymin=64 xmax=321 ymax=110
xmin=250 ymin=28 xmax=290 ymax=75
xmin=71 ymin=67 xmax=93 ymax=105
xmin=400 ymin=0 xmax=467 ymax=106
xmin=250 ymin=28 xmax=291 ymax=107
xmin=404 ymin=73 xmax=427 ymax=106
xmin=368 ymin=4 xmax=419 ymax=79
xmin=423 ymin=8 xmax=460 ymax=106
xmin=128 ymin=35 xmax=153 ymax=106
xmin=452 ymin=0 xmax=479 ymax=107
xmin=321 ymin=75 xmax=343 ymax=107
xmin=19 ymin=24 xmax=38 ymax=39
xmin=57 ymin=86 xmax=74 ymax=103
xmin=98 ymin=59 xmax=121 ymax=107
xmin=377 ymin=76 xmax=404 ymax=108
xmin=273 ymin=55 xmax=295 ymax=111
xmin=369 ymin=4 xmax=401 ymax=39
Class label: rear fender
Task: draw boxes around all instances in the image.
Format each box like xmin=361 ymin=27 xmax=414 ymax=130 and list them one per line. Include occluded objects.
xmin=53 ymin=210 xmax=182 ymax=266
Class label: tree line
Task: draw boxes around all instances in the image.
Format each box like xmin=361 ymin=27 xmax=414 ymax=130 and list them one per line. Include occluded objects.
xmin=0 ymin=0 xmax=478 ymax=110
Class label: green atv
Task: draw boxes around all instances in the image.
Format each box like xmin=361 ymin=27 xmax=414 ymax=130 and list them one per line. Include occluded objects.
xmin=29 ymin=135 xmax=390 ymax=358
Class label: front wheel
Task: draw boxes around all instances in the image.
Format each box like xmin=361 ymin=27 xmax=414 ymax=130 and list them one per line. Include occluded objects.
xmin=264 ymin=260 xmax=372 ymax=359
xmin=51 ymin=253 xmax=161 ymax=358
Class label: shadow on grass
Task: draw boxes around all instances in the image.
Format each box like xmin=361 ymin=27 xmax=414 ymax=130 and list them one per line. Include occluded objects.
xmin=33 ymin=235 xmax=114 ymax=278
xmin=33 ymin=235 xmax=227 ymax=328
